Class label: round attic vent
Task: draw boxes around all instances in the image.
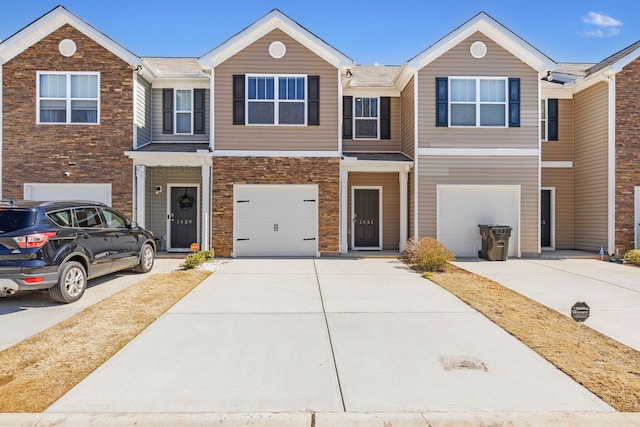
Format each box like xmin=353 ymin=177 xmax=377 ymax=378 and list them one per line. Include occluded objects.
xmin=470 ymin=41 xmax=487 ymax=59
xmin=59 ymin=39 xmax=77 ymax=57
xmin=269 ymin=41 xmax=286 ymax=59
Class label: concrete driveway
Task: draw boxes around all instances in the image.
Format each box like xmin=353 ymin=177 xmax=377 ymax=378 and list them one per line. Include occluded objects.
xmin=453 ymin=257 xmax=640 ymax=351
xmin=48 ymin=257 xmax=611 ymax=413
xmin=0 ymin=258 xmax=183 ymax=351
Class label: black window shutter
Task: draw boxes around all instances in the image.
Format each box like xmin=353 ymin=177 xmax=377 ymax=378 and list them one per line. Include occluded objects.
xmin=508 ymin=78 xmax=520 ymax=127
xmin=343 ymin=96 xmax=353 ymax=139
xmin=193 ymin=89 xmax=205 ymax=134
xmin=233 ymin=75 xmax=245 ymax=125
xmin=308 ymin=75 xmax=320 ymax=125
xmin=380 ymin=97 xmax=391 ymax=139
xmin=435 ymin=77 xmax=448 ymax=127
xmin=162 ymin=88 xmax=173 ymax=134
xmin=548 ymin=98 xmax=558 ymax=141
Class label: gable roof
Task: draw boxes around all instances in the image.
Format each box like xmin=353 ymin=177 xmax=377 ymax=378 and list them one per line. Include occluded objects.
xmin=586 ymin=40 xmax=640 ymax=76
xmin=199 ymin=9 xmax=352 ymax=69
xmin=404 ymin=12 xmax=555 ymax=76
xmin=0 ymin=5 xmax=139 ymax=65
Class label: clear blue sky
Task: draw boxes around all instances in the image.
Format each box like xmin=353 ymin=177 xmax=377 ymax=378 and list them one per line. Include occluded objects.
xmin=1 ymin=0 xmax=638 ymax=65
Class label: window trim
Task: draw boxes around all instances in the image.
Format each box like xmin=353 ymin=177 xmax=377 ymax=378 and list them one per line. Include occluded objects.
xmin=448 ymin=76 xmax=508 ymax=128
xmin=540 ymin=99 xmax=548 ymax=142
xmin=174 ymin=88 xmax=194 ymax=135
xmin=353 ymin=96 xmax=380 ymax=140
xmin=245 ymin=74 xmax=307 ymax=126
xmin=36 ymin=71 xmax=100 ymax=125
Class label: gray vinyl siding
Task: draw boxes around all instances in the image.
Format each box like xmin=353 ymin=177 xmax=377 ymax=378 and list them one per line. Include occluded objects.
xmin=542 ymin=167 xmax=574 ymax=249
xmin=417 ymin=155 xmax=539 ymax=255
xmin=542 ymin=99 xmax=573 ymax=161
xmin=136 ymin=77 xmax=152 ymax=146
xmin=144 ymin=166 xmax=203 ymax=250
xmin=343 ymin=97 xmax=401 ymax=152
xmin=417 ymin=32 xmax=539 ymax=149
xmin=347 ymin=172 xmax=400 ymax=250
xmin=151 ymin=88 xmax=210 ymax=142
xmin=573 ymin=82 xmax=609 ymax=251
xmin=214 ymin=29 xmax=338 ymax=151
xmin=401 ymin=77 xmax=415 ymax=158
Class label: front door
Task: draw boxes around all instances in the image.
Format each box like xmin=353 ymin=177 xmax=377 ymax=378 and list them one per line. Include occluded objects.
xmin=353 ymin=188 xmax=381 ymax=249
xmin=169 ymin=185 xmax=198 ymax=251
xmin=541 ymin=189 xmax=551 ymax=247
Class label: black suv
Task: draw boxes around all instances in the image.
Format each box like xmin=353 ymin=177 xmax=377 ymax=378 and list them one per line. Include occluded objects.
xmin=0 ymin=200 xmax=155 ymax=303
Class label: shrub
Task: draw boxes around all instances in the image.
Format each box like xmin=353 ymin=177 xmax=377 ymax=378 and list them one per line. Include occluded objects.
xmin=403 ymin=237 xmax=455 ymax=272
xmin=624 ymin=249 xmax=640 ymax=266
xmin=181 ymin=250 xmax=215 ymax=270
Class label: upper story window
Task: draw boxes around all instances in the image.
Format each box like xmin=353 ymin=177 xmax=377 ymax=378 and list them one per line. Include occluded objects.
xmin=175 ymin=89 xmax=193 ymax=134
xmin=540 ymin=99 xmax=548 ymax=141
xmin=436 ymin=77 xmax=520 ymax=128
xmin=541 ymin=98 xmax=559 ymax=141
xmin=162 ymin=88 xmax=206 ymax=135
xmin=354 ymin=97 xmax=379 ymax=139
xmin=37 ymin=72 xmax=99 ymax=124
xmin=246 ymin=75 xmax=306 ymax=125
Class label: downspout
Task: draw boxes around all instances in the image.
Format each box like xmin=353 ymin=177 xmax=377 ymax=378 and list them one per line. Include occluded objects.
xmin=607 ymin=75 xmax=616 ymax=255
xmin=413 ymin=70 xmax=419 ymax=239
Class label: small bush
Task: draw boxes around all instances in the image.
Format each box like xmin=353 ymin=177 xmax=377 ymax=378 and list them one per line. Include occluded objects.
xmin=624 ymin=249 xmax=640 ymax=266
xmin=404 ymin=237 xmax=455 ymax=272
xmin=181 ymin=250 xmax=215 ymax=270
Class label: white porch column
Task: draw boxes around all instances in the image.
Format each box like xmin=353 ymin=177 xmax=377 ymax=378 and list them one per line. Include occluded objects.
xmin=201 ymin=160 xmax=211 ymax=251
xmin=399 ymin=167 xmax=409 ymax=252
xmin=340 ymin=167 xmax=349 ymax=253
xmin=135 ymin=165 xmax=146 ymax=228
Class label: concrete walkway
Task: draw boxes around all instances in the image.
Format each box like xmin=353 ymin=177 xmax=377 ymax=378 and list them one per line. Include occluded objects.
xmin=453 ymin=257 xmax=640 ymax=351
xmin=48 ymin=258 xmax=611 ymax=414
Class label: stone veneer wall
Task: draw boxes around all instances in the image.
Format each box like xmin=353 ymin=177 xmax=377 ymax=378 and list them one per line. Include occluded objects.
xmin=212 ymin=157 xmax=340 ymax=256
xmin=615 ymin=57 xmax=640 ymax=252
xmin=2 ymin=25 xmax=134 ymax=215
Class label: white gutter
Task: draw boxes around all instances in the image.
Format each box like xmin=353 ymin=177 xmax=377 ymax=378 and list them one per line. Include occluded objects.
xmin=413 ymin=71 xmax=419 ymax=239
xmin=607 ymin=75 xmax=616 ymax=255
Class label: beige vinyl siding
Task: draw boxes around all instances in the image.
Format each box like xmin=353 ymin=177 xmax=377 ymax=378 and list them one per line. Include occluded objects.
xmin=144 ymin=166 xmax=203 ymax=250
xmin=542 ymin=168 xmax=574 ymax=248
xmin=417 ymin=155 xmax=539 ymax=255
xmin=401 ymin=77 xmax=415 ymax=158
xmin=343 ymin=97 xmax=401 ymax=152
xmin=215 ymin=29 xmax=338 ymax=151
xmin=136 ymin=77 xmax=152 ymax=145
xmin=417 ymin=33 xmax=539 ymax=149
xmin=347 ymin=172 xmax=400 ymax=250
xmin=573 ymin=82 xmax=609 ymax=251
xmin=542 ymin=99 xmax=573 ymax=161
xmin=151 ymin=88 xmax=210 ymax=142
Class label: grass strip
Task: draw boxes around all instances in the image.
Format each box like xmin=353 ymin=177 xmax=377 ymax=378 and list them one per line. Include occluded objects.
xmin=427 ymin=265 xmax=640 ymax=412
xmin=0 ymin=269 xmax=211 ymax=412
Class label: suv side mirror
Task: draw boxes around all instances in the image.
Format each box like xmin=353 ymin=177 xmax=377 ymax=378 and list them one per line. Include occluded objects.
xmin=130 ymin=221 xmax=139 ymax=229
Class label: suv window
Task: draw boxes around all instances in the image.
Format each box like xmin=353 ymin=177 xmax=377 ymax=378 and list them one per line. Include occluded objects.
xmin=102 ymin=208 xmax=129 ymax=229
xmin=48 ymin=209 xmax=73 ymax=227
xmin=74 ymin=207 xmax=103 ymax=228
xmin=0 ymin=209 xmax=36 ymax=233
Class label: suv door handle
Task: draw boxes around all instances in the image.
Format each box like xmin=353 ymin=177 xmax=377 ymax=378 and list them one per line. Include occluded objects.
xmin=79 ymin=233 xmax=90 ymax=239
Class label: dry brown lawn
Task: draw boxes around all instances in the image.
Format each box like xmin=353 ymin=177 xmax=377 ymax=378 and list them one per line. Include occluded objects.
xmin=0 ymin=269 xmax=210 ymax=413
xmin=426 ymin=265 xmax=640 ymax=412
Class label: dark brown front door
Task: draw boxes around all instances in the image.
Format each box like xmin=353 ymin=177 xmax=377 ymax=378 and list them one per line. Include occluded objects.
xmin=354 ymin=188 xmax=380 ymax=248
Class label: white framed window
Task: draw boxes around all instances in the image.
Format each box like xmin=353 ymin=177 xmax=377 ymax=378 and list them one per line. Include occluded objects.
xmin=246 ymin=74 xmax=306 ymax=125
xmin=449 ymin=77 xmax=507 ymax=127
xmin=175 ymin=89 xmax=193 ymax=134
xmin=540 ymin=99 xmax=548 ymax=141
xmin=354 ymin=97 xmax=379 ymax=139
xmin=37 ymin=72 xmax=99 ymax=124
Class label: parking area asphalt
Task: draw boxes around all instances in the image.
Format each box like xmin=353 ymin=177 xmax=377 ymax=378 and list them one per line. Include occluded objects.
xmin=453 ymin=257 xmax=640 ymax=351
xmin=46 ymin=257 xmax=612 ymax=414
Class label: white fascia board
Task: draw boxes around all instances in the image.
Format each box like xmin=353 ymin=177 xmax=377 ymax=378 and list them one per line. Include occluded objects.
xmin=407 ymin=13 xmax=555 ymax=74
xmin=341 ymin=159 xmax=413 ymax=173
xmin=124 ymin=150 xmax=212 ymax=167
xmin=418 ymin=148 xmax=539 ymax=156
xmin=0 ymin=7 xmax=139 ymax=66
xmin=151 ymin=78 xmax=211 ymax=89
xmin=541 ymin=161 xmax=573 ymax=168
xmin=343 ymin=87 xmax=400 ymax=97
xmin=199 ymin=11 xmax=352 ymax=69
xmin=213 ymin=150 xmax=339 ymax=157
xmin=541 ymin=87 xmax=574 ymax=99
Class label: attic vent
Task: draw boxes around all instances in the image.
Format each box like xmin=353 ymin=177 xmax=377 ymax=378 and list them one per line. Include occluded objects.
xmin=469 ymin=41 xmax=487 ymax=59
xmin=59 ymin=39 xmax=77 ymax=57
xmin=269 ymin=41 xmax=286 ymax=59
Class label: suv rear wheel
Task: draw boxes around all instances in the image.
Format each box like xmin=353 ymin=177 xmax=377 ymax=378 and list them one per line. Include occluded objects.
xmin=49 ymin=261 xmax=87 ymax=303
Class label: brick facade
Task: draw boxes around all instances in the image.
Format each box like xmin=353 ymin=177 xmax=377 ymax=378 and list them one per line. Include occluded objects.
xmin=2 ymin=25 xmax=134 ymax=216
xmin=212 ymin=157 xmax=340 ymax=256
xmin=615 ymin=57 xmax=640 ymax=252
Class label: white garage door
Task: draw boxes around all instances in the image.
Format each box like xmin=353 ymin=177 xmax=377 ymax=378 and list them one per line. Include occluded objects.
xmin=437 ymin=185 xmax=519 ymax=257
xmin=23 ymin=183 xmax=112 ymax=206
xmin=234 ymin=184 xmax=318 ymax=257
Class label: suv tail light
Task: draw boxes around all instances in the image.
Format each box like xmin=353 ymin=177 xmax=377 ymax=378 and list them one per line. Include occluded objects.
xmin=13 ymin=232 xmax=57 ymax=249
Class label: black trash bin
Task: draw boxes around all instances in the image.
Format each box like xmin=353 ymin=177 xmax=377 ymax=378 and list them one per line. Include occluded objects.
xmin=478 ymin=225 xmax=512 ymax=261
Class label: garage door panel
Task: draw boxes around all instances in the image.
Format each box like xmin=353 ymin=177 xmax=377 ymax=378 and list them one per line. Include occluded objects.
xmin=23 ymin=183 xmax=112 ymax=206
